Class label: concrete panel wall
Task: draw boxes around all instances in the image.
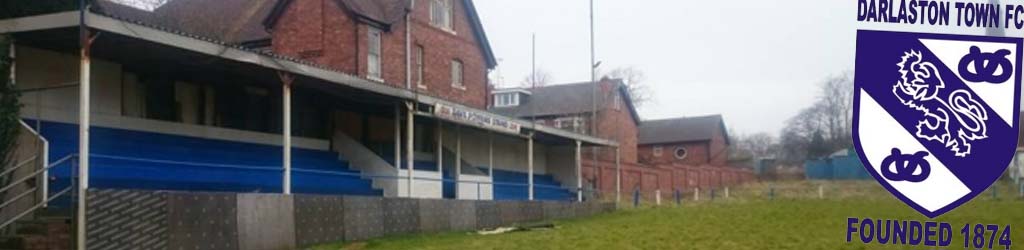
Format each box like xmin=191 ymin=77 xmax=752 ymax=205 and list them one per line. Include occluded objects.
xmin=86 ymin=190 xmax=170 ymax=250
xmin=166 ymin=192 xmax=238 ymax=250
xmin=87 ymin=190 xmax=615 ymax=249
xmin=294 ymin=195 xmax=346 ymax=247
xmin=236 ymin=194 xmax=296 ymax=250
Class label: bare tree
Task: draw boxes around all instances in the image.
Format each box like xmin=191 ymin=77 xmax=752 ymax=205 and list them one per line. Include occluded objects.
xmin=603 ymin=66 xmax=652 ymax=108
xmin=520 ymin=69 xmax=553 ymax=88
xmin=730 ymin=131 xmax=779 ymax=161
xmin=778 ymin=73 xmax=854 ymax=163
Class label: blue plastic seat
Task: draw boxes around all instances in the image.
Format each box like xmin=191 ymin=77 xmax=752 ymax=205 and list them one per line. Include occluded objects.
xmin=33 ymin=120 xmax=382 ymax=204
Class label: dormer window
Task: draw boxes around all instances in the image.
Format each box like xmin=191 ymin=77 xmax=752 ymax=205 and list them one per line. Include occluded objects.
xmin=495 ymin=93 xmax=519 ymax=107
xmin=431 ymin=0 xmax=454 ymax=31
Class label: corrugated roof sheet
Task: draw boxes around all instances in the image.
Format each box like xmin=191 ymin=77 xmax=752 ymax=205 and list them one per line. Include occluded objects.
xmin=93 ymin=0 xmax=278 ymax=45
xmin=637 ymin=115 xmax=727 ymax=145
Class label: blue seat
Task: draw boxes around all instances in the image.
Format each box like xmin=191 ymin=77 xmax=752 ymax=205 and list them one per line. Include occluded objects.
xmin=488 ymin=168 xmax=573 ymax=201
xmin=33 ymin=120 xmax=382 ymax=205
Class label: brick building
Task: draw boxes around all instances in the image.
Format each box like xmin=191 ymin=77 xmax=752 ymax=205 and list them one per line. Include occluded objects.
xmin=264 ymin=0 xmax=497 ymax=108
xmin=490 ymin=79 xmax=639 ymax=163
xmin=492 ymin=79 xmax=753 ymax=199
xmin=637 ymin=115 xmax=730 ymax=166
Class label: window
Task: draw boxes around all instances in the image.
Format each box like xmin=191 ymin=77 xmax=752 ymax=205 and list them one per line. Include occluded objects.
xmin=674 ymin=147 xmax=689 ymax=160
xmin=415 ymin=45 xmax=425 ymax=88
xmin=430 ymin=0 xmax=453 ymax=31
xmin=653 ymin=146 xmax=663 ymax=157
xmin=367 ymin=27 xmax=382 ymax=80
xmin=495 ymin=93 xmax=519 ymax=107
xmin=451 ymin=60 xmax=464 ymax=89
xmin=554 ymin=117 xmax=585 ymax=133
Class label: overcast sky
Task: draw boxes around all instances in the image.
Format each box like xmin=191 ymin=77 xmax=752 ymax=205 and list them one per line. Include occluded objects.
xmin=474 ymin=0 xmax=990 ymax=136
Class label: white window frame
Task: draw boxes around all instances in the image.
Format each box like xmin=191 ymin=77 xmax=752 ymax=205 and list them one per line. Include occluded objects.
xmin=653 ymin=146 xmax=663 ymax=157
xmin=451 ymin=59 xmax=464 ymax=89
xmin=415 ymin=45 xmax=426 ymax=89
xmin=367 ymin=26 xmax=383 ymax=81
xmin=494 ymin=93 xmax=518 ymax=107
xmin=430 ymin=0 xmax=454 ymax=32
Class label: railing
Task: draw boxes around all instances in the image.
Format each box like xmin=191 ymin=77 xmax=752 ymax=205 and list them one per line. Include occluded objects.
xmin=0 ymin=122 xmax=73 ymax=232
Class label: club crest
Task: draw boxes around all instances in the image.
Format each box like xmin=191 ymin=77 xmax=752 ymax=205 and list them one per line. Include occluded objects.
xmin=853 ymin=30 xmax=1022 ymax=218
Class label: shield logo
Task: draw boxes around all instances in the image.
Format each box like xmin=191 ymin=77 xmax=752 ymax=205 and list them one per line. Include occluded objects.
xmin=853 ymin=30 xmax=1022 ymax=218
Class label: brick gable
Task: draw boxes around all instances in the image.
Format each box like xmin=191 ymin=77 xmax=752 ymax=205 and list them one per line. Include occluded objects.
xmin=267 ymin=0 xmax=493 ymax=109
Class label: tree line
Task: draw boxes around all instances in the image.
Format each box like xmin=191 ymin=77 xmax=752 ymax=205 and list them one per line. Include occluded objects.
xmin=732 ymin=73 xmax=854 ymax=164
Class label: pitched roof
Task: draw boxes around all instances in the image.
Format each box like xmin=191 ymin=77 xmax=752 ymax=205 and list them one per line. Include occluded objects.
xmin=638 ymin=115 xmax=730 ymax=145
xmin=263 ymin=0 xmax=497 ymax=68
xmin=490 ymin=80 xmax=641 ymax=122
xmin=92 ymin=0 xmax=278 ymax=45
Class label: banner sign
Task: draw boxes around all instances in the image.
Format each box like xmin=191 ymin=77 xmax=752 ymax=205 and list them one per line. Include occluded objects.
xmin=433 ymin=103 xmax=522 ymax=134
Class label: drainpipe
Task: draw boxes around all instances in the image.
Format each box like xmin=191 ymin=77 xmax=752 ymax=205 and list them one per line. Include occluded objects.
xmin=405 ymin=0 xmax=414 ymax=89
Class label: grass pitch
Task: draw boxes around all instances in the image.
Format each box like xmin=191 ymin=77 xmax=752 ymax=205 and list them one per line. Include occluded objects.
xmin=311 ymin=181 xmax=1024 ymax=250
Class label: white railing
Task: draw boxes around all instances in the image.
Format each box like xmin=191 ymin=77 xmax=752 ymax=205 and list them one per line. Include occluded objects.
xmin=0 ymin=121 xmax=71 ymax=232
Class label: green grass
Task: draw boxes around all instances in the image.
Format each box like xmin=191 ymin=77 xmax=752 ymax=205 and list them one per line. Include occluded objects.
xmin=310 ymin=181 xmax=1024 ymax=250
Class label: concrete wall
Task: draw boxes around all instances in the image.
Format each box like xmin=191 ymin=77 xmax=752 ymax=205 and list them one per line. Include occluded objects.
xmin=86 ymin=189 xmax=615 ymax=250
xmin=397 ymin=169 xmax=443 ymax=199
xmin=445 ymin=126 xmax=548 ymax=174
xmin=16 ymin=45 xmax=122 ymax=117
xmin=546 ymin=146 xmax=579 ymax=190
xmin=457 ymin=174 xmax=493 ymax=200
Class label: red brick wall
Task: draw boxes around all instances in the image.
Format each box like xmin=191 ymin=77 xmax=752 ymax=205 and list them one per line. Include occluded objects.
xmin=582 ymin=79 xmax=639 ymax=164
xmin=407 ymin=0 xmax=489 ymax=108
xmin=271 ymin=0 xmax=359 ymax=73
xmin=582 ymin=159 xmax=756 ymax=202
xmin=270 ymin=0 xmax=489 ymax=109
